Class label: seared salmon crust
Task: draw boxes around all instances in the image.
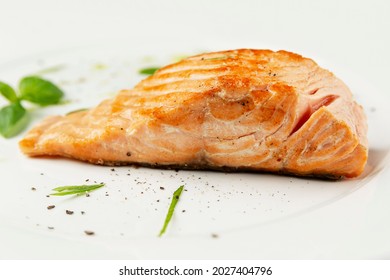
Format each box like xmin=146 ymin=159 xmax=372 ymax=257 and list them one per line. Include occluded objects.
xmin=20 ymin=49 xmax=368 ymax=178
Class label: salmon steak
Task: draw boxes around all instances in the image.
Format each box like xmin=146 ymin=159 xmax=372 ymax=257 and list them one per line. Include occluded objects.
xmin=19 ymin=49 xmax=368 ymax=178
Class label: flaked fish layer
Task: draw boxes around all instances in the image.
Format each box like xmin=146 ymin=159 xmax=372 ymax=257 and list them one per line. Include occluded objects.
xmin=20 ymin=49 xmax=368 ymax=178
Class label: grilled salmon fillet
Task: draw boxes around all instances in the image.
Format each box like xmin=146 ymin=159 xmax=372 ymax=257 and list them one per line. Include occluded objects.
xmin=20 ymin=49 xmax=368 ymax=178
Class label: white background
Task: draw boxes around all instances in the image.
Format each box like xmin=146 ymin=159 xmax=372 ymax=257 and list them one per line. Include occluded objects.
xmin=1 ymin=0 xmax=389 ymax=83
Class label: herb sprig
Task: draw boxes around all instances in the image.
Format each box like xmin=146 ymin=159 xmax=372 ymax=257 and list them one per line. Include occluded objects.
xmin=139 ymin=67 xmax=160 ymax=75
xmin=50 ymin=183 xmax=105 ymax=196
xmin=0 ymin=76 xmax=64 ymax=138
xmin=158 ymin=185 xmax=184 ymax=237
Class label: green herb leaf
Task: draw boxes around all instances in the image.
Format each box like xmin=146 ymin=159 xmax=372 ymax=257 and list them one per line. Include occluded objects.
xmin=19 ymin=76 xmax=64 ymax=106
xmin=50 ymin=183 xmax=105 ymax=196
xmin=0 ymin=81 xmax=18 ymax=103
xmin=139 ymin=67 xmax=160 ymax=75
xmin=0 ymin=103 xmax=28 ymax=138
xmin=158 ymin=185 xmax=184 ymax=237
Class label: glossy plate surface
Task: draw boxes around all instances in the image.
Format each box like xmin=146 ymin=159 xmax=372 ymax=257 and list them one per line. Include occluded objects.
xmin=0 ymin=42 xmax=389 ymax=259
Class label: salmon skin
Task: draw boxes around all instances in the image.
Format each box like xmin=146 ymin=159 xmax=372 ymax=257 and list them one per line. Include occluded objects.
xmin=20 ymin=49 xmax=368 ymax=178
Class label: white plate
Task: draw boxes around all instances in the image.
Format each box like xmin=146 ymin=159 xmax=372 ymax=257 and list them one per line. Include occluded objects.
xmin=0 ymin=42 xmax=389 ymax=259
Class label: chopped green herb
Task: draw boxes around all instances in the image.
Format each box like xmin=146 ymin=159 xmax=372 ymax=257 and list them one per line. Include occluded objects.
xmin=50 ymin=183 xmax=105 ymax=196
xmin=0 ymin=81 xmax=18 ymax=103
xmin=0 ymin=102 xmax=28 ymax=138
xmin=139 ymin=67 xmax=160 ymax=75
xmin=19 ymin=76 xmax=64 ymax=106
xmin=158 ymin=185 xmax=184 ymax=237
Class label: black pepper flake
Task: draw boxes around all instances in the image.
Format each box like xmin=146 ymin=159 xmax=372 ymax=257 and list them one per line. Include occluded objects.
xmin=66 ymin=210 xmax=74 ymax=215
xmin=182 ymin=210 xmax=186 ymax=213
xmin=160 ymin=187 xmax=165 ymax=190
xmin=48 ymin=226 xmax=54 ymax=230
xmin=85 ymin=179 xmax=90 ymax=182
xmin=157 ymin=199 xmax=160 ymax=202
xmin=211 ymin=233 xmax=219 ymax=238
xmin=84 ymin=230 xmax=95 ymax=236
xmin=86 ymin=193 xmax=90 ymax=197
xmin=81 ymin=211 xmax=85 ymax=215
xmin=31 ymin=187 xmax=36 ymax=191
xmin=47 ymin=205 xmax=55 ymax=210
xmin=111 ymin=168 xmax=115 ymax=171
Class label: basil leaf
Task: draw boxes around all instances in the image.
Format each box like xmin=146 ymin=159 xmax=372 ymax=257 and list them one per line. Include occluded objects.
xmin=19 ymin=76 xmax=64 ymax=106
xmin=0 ymin=103 xmax=28 ymax=138
xmin=139 ymin=67 xmax=160 ymax=75
xmin=0 ymin=81 xmax=18 ymax=103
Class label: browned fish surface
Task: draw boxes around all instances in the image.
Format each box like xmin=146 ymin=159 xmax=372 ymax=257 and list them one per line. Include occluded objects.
xmin=20 ymin=49 xmax=368 ymax=178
